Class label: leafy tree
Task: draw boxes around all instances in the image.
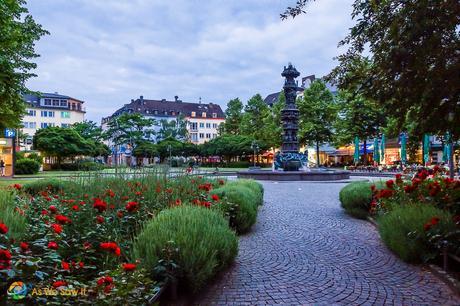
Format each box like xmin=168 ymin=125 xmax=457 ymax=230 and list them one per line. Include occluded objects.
xmin=33 ymin=127 xmax=94 ymax=164
xmin=103 ymin=113 xmax=155 ymax=148
xmin=260 ymin=91 xmax=285 ymax=149
xmin=157 ymin=115 xmax=188 ymax=142
xmin=133 ymin=142 xmax=158 ymax=159
xmin=334 ymin=90 xmax=385 ymax=164
xmin=73 ymin=121 xmax=103 ymax=141
xmin=0 ymin=0 xmax=48 ymax=130
xmin=156 ymin=137 xmax=184 ymax=162
xmin=241 ymin=94 xmax=270 ymax=142
xmin=200 ymin=135 xmax=254 ymax=162
xmin=222 ymin=98 xmax=244 ymax=135
xmin=327 ymin=0 xmax=459 ymax=139
xmin=298 ymin=80 xmax=337 ymax=166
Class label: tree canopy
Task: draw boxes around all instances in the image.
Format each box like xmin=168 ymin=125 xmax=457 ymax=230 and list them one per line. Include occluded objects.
xmin=222 ymin=98 xmax=244 ymax=135
xmin=103 ymin=113 xmax=155 ymax=147
xmin=0 ymin=0 xmax=48 ymax=130
xmin=156 ymin=115 xmax=188 ymax=142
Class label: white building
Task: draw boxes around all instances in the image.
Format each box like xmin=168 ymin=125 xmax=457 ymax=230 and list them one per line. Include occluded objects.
xmin=21 ymin=92 xmax=86 ymax=150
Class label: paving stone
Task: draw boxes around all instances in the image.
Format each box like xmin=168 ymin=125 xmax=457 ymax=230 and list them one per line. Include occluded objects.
xmin=196 ymin=181 xmax=460 ymax=305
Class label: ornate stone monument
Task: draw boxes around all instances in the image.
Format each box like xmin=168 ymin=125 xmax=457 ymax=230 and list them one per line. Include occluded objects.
xmin=275 ymin=63 xmax=308 ymax=171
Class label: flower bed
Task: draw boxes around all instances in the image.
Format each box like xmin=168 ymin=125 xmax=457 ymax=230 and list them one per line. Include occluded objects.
xmin=0 ymin=175 xmax=263 ymax=303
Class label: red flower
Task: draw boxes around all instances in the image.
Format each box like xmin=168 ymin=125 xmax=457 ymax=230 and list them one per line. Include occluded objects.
xmin=49 ymin=205 xmax=58 ymax=214
xmin=97 ymin=276 xmax=113 ymax=292
xmin=93 ymin=198 xmax=107 ymax=212
xmin=404 ymin=184 xmax=416 ymax=193
xmin=117 ymin=211 xmax=123 ymax=218
xmin=424 ymin=222 xmax=432 ymax=231
xmin=175 ymin=199 xmax=182 ymax=206
xmin=121 ymin=263 xmax=136 ymax=271
xmin=41 ymin=209 xmax=49 ymax=216
xmin=125 ymin=201 xmax=138 ymax=212
xmin=48 ymin=241 xmax=58 ymax=249
xmin=198 ymin=183 xmax=212 ymax=192
xmin=0 ymin=223 xmax=8 ymax=234
xmin=370 ymin=185 xmax=376 ymax=192
xmin=20 ymin=242 xmax=29 ymax=251
xmin=155 ymin=185 xmax=162 ymax=193
xmin=13 ymin=184 xmax=22 ymax=190
xmin=211 ymin=194 xmax=219 ymax=201
xmin=0 ymin=249 xmax=12 ymax=269
xmin=376 ymin=189 xmax=394 ymax=199
xmin=121 ymin=196 xmax=129 ymax=201
xmin=96 ymin=215 xmax=105 ymax=224
xmin=218 ymin=179 xmax=225 ymax=185
xmin=202 ymin=201 xmax=211 ymax=208
xmin=386 ymin=180 xmax=394 ymax=189
xmin=72 ymin=205 xmax=79 ymax=211
xmin=61 ymin=261 xmax=70 ymax=270
xmin=52 ymin=281 xmax=67 ymax=288
xmin=430 ymin=217 xmax=440 ymax=226
xmin=55 ymin=215 xmax=72 ymax=225
xmin=83 ymin=242 xmax=92 ymax=250
xmin=78 ymin=261 xmax=84 ymax=268
xmin=100 ymin=242 xmax=121 ymax=256
xmin=135 ymin=191 xmax=142 ymax=196
xmin=395 ymin=174 xmax=403 ymax=184
xmin=51 ymin=223 xmax=63 ymax=234
xmin=106 ymin=189 xmax=115 ymax=198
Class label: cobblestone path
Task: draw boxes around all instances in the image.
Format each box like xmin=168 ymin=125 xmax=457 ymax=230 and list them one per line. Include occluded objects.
xmin=197 ymin=181 xmax=460 ymax=305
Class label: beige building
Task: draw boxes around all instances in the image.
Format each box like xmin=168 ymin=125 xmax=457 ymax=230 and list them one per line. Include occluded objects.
xmin=21 ymin=92 xmax=86 ymax=150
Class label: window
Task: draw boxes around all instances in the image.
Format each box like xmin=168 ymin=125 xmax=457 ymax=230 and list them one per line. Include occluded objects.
xmin=60 ymin=100 xmax=68 ymax=107
xmin=27 ymin=109 xmax=36 ymax=116
xmin=202 ymin=112 xmax=206 ymax=118
xmin=40 ymin=123 xmax=55 ymax=128
xmin=199 ymin=133 xmax=204 ymax=139
xmin=154 ymin=110 xmax=158 ymax=115
xmin=44 ymin=99 xmax=51 ymax=106
xmin=212 ymin=113 xmax=217 ymax=118
xmin=191 ymin=111 xmax=196 ymax=117
xmin=48 ymin=111 xmax=55 ymax=117
xmin=191 ymin=133 xmax=198 ymax=141
xmin=190 ymin=122 xmax=198 ymax=130
xmin=61 ymin=123 xmax=70 ymax=128
xmin=206 ymin=133 xmax=211 ymax=139
xmin=213 ymin=133 xmax=217 ymax=138
xmin=41 ymin=111 xmax=48 ymax=117
xmin=206 ymin=123 xmax=211 ymax=128
xmin=212 ymin=123 xmax=217 ymax=128
xmin=61 ymin=111 xmax=70 ymax=118
xmin=24 ymin=122 xmax=37 ymax=129
xmin=52 ymin=99 xmax=60 ymax=106
xmin=199 ymin=123 xmax=205 ymax=128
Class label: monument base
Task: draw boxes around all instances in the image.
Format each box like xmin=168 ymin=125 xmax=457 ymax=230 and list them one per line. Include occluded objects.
xmin=274 ymin=152 xmax=308 ymax=171
xmin=237 ymin=169 xmax=350 ymax=181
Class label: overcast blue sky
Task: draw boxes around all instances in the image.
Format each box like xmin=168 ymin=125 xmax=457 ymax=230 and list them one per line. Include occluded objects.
xmin=26 ymin=0 xmax=354 ymax=122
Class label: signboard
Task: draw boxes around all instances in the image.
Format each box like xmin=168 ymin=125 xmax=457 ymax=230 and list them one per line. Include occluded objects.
xmin=4 ymin=129 xmax=16 ymax=138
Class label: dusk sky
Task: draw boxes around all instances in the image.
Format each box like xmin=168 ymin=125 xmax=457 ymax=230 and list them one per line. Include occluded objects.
xmin=26 ymin=0 xmax=355 ymax=122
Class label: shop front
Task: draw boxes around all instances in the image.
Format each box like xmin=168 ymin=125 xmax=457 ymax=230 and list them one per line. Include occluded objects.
xmin=0 ymin=138 xmax=13 ymax=176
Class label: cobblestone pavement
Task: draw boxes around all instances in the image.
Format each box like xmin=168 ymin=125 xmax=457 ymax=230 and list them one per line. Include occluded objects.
xmin=197 ymin=181 xmax=460 ymax=305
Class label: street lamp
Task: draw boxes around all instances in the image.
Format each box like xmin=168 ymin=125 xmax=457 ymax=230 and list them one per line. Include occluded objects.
xmin=167 ymin=144 xmax=172 ymax=168
xmin=447 ymin=111 xmax=454 ymax=179
xmin=251 ymin=140 xmax=259 ymax=168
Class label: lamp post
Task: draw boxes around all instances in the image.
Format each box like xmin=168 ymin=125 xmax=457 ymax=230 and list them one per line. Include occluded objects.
xmin=167 ymin=144 xmax=172 ymax=168
xmin=447 ymin=111 xmax=454 ymax=179
xmin=251 ymin=140 xmax=259 ymax=168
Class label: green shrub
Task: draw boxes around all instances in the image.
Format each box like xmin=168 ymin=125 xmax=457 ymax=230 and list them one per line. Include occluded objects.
xmin=212 ymin=185 xmax=258 ymax=233
xmin=50 ymin=161 xmax=104 ymax=171
xmin=0 ymin=191 xmax=26 ymax=239
xmin=14 ymin=158 xmax=41 ymax=174
xmin=378 ymin=204 xmax=455 ymax=263
xmin=133 ymin=205 xmax=238 ymax=293
xmin=226 ymin=179 xmax=263 ymax=205
xmin=22 ymin=178 xmax=78 ymax=195
xmin=339 ymin=181 xmax=385 ymax=219
xmin=26 ymin=152 xmax=43 ymax=165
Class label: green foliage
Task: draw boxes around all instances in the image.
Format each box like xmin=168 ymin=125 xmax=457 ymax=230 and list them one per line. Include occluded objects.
xmin=211 ymin=182 xmax=261 ymax=233
xmin=72 ymin=120 xmax=103 ymax=141
xmin=329 ymin=1 xmax=459 ymax=139
xmin=240 ymin=94 xmax=270 ymax=143
xmin=0 ymin=191 xmax=26 ymax=239
xmin=200 ymin=134 xmax=254 ymax=161
xmin=156 ymin=137 xmax=185 ymax=161
xmin=26 ymin=152 xmax=43 ymax=164
xmin=133 ymin=205 xmax=238 ymax=292
xmin=222 ymin=98 xmax=244 ymax=135
xmin=157 ymin=115 xmax=188 ymax=141
xmin=21 ymin=178 xmax=78 ymax=195
xmin=261 ymin=93 xmax=285 ymax=148
xmin=339 ymin=181 xmax=385 ymax=219
xmin=14 ymin=158 xmax=40 ymax=174
xmin=0 ymin=0 xmax=48 ymax=129
xmin=33 ymin=127 xmax=96 ymax=162
xmin=103 ymin=113 xmax=156 ymax=147
xmin=298 ymin=80 xmax=337 ymax=165
xmin=378 ymin=204 xmax=455 ymax=263
xmin=133 ymin=142 xmax=158 ymax=158
xmin=226 ymin=179 xmax=264 ymax=205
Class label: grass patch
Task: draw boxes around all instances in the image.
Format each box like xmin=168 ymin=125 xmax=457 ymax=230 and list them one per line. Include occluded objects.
xmin=0 ymin=191 xmax=27 ymax=239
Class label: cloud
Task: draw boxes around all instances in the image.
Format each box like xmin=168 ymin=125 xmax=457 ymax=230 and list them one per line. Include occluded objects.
xmin=26 ymin=0 xmax=354 ymax=122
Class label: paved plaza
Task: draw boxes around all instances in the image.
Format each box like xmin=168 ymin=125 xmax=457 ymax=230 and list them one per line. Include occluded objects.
xmin=197 ymin=181 xmax=460 ymax=305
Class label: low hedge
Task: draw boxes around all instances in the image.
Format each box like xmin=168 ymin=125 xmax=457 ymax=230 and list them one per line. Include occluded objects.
xmin=22 ymin=178 xmax=80 ymax=195
xmin=339 ymin=181 xmax=385 ymax=219
xmin=211 ymin=180 xmax=262 ymax=233
xmin=14 ymin=158 xmax=40 ymax=174
xmin=133 ymin=205 xmax=238 ymax=293
xmin=378 ymin=204 xmax=455 ymax=263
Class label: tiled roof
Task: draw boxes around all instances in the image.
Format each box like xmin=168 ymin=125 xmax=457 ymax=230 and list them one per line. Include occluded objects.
xmin=113 ymin=97 xmax=225 ymax=119
xmin=264 ymin=92 xmax=281 ymax=106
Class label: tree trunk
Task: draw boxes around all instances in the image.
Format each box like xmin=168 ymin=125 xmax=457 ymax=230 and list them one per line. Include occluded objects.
xmin=363 ymin=140 xmax=367 ymax=166
xmin=316 ymin=141 xmax=320 ymax=168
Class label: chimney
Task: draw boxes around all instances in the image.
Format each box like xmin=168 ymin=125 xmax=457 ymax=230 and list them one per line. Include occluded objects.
xmin=161 ymin=99 xmax=166 ymax=102
xmin=174 ymin=95 xmax=178 ymax=102
xmin=131 ymin=99 xmax=134 ymax=103
xmin=140 ymin=95 xmax=144 ymax=105
xmin=199 ymin=97 xmax=202 ymax=104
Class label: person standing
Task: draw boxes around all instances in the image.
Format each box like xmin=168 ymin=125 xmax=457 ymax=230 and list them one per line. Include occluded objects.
xmin=0 ymin=160 xmax=5 ymax=176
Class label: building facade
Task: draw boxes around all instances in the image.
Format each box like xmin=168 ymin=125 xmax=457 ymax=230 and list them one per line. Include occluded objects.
xmin=102 ymin=96 xmax=225 ymax=145
xmin=21 ymin=92 xmax=86 ymax=150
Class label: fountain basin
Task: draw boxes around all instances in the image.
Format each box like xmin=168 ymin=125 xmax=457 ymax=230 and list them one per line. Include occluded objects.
xmin=237 ymin=169 xmax=350 ymax=181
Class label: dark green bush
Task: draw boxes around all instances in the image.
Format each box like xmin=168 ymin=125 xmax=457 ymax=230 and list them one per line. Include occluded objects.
xmin=22 ymin=178 xmax=79 ymax=195
xmin=339 ymin=181 xmax=385 ymax=219
xmin=26 ymin=152 xmax=43 ymax=165
xmin=133 ymin=205 xmax=238 ymax=293
xmin=212 ymin=184 xmax=259 ymax=233
xmin=378 ymin=204 xmax=455 ymax=263
xmin=14 ymin=158 xmax=40 ymax=174
xmin=51 ymin=161 xmax=105 ymax=171
xmin=226 ymin=179 xmax=264 ymax=205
